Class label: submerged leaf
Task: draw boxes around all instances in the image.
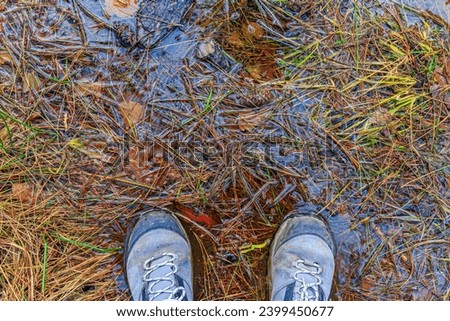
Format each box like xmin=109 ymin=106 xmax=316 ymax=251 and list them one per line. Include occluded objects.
xmin=68 ymin=138 xmax=113 ymax=162
xmin=23 ymin=72 xmax=41 ymax=92
xmin=104 ymin=0 xmax=139 ymax=18
xmin=434 ymin=62 xmax=450 ymax=86
xmin=238 ymin=110 xmax=269 ymax=131
xmin=119 ymin=99 xmax=145 ymax=130
xmin=0 ymin=51 xmax=12 ymax=65
xmin=76 ymin=81 xmax=104 ymax=96
xmin=11 ymin=183 xmax=34 ymax=203
xmin=367 ymin=107 xmax=392 ymax=126
xmin=242 ymin=22 xmax=264 ymax=39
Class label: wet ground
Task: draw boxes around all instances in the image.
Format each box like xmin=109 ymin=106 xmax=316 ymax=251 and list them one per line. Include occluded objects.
xmin=383 ymin=0 xmax=449 ymax=22
xmin=0 ymin=0 xmax=449 ymax=300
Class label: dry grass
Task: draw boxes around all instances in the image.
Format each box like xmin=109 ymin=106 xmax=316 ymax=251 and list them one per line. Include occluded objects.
xmin=0 ymin=121 xmax=126 ymax=300
xmin=1 ymin=0 xmax=449 ymax=301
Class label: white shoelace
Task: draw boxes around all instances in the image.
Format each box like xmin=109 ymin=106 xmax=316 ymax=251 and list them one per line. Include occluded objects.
xmin=142 ymin=253 xmax=186 ymax=301
xmin=292 ymin=259 xmax=323 ymax=301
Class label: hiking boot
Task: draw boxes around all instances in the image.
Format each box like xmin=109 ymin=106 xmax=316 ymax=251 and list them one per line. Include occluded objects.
xmin=269 ymin=209 xmax=335 ymax=301
xmin=124 ymin=209 xmax=193 ymax=301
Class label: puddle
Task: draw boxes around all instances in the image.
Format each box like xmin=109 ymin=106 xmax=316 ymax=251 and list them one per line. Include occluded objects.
xmin=381 ymin=0 xmax=449 ymax=23
xmin=0 ymin=0 xmax=448 ymax=301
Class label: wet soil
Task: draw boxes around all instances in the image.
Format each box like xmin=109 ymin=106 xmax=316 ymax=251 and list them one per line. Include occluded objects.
xmin=0 ymin=0 xmax=449 ymax=300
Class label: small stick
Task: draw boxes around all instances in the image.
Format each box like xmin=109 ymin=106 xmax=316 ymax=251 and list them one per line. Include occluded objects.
xmin=71 ymin=0 xmax=88 ymax=47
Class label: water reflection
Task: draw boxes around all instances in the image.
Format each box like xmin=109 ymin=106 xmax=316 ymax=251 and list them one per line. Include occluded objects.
xmin=383 ymin=0 xmax=449 ymax=22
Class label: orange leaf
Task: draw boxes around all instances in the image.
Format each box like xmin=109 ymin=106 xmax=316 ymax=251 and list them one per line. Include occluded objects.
xmin=238 ymin=110 xmax=268 ymax=131
xmin=228 ymin=31 xmax=245 ymax=47
xmin=11 ymin=183 xmax=34 ymax=203
xmin=0 ymin=51 xmax=12 ymax=65
xmin=243 ymin=22 xmax=264 ymax=40
xmin=360 ymin=275 xmax=375 ymax=292
xmin=76 ymin=81 xmax=104 ymax=96
xmin=23 ymin=72 xmax=41 ymax=93
xmin=174 ymin=203 xmax=216 ymax=227
xmin=119 ymin=99 xmax=145 ymax=129
xmin=104 ymin=0 xmax=139 ymax=18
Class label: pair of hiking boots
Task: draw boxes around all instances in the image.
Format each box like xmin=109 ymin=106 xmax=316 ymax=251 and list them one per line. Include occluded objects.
xmin=124 ymin=208 xmax=335 ymax=301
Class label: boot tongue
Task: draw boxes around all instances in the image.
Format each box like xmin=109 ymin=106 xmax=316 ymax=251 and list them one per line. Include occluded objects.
xmin=292 ymin=280 xmax=321 ymax=301
xmin=281 ymin=280 xmax=324 ymax=301
xmin=145 ymin=256 xmax=178 ymax=300
xmin=291 ymin=260 xmax=323 ymax=301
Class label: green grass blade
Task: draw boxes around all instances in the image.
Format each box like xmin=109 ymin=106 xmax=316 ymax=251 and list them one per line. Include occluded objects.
xmin=41 ymin=236 xmax=48 ymax=293
xmin=52 ymin=233 xmax=122 ymax=253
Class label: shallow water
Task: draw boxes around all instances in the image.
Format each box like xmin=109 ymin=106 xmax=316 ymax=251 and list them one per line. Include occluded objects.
xmin=1 ymin=0 xmax=448 ymax=300
xmin=383 ymin=0 xmax=449 ymax=22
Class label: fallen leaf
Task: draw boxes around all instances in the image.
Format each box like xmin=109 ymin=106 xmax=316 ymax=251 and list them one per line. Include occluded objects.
xmin=128 ymin=145 xmax=151 ymax=179
xmin=68 ymin=138 xmax=84 ymax=150
xmin=238 ymin=110 xmax=268 ymax=131
xmin=434 ymin=64 xmax=450 ymax=86
xmin=228 ymin=31 xmax=245 ymax=47
xmin=243 ymin=22 xmax=264 ymax=40
xmin=119 ymin=99 xmax=145 ymax=129
xmin=104 ymin=0 xmax=139 ymax=18
xmin=367 ymin=107 xmax=392 ymax=126
xmin=68 ymin=138 xmax=113 ymax=162
xmin=174 ymin=203 xmax=217 ymax=227
xmin=84 ymin=149 xmax=113 ymax=162
xmin=12 ymin=183 xmax=34 ymax=203
xmin=433 ymin=58 xmax=450 ymax=92
xmin=360 ymin=275 xmax=375 ymax=292
xmin=23 ymin=72 xmax=41 ymax=92
xmin=152 ymin=142 xmax=165 ymax=164
xmin=0 ymin=123 xmax=17 ymax=147
xmin=76 ymin=81 xmax=104 ymax=96
xmin=128 ymin=145 xmax=141 ymax=173
xmin=166 ymin=167 xmax=181 ymax=180
xmin=114 ymin=0 xmax=130 ymax=7
xmin=233 ymin=0 xmax=248 ymax=7
xmin=0 ymin=51 xmax=12 ymax=65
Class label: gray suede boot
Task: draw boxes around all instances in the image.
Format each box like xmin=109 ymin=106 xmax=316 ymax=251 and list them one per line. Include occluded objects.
xmin=124 ymin=209 xmax=193 ymax=301
xmin=269 ymin=210 xmax=335 ymax=301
